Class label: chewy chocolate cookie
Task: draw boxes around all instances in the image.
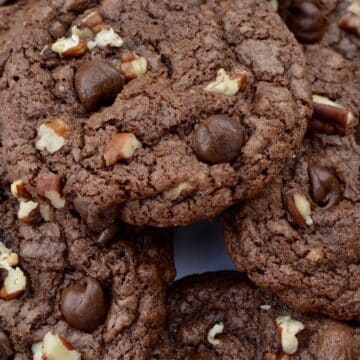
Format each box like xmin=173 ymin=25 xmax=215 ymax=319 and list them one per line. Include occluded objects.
xmin=277 ymin=0 xmax=360 ymax=63
xmin=0 ymin=194 xmax=175 ymax=359
xmin=222 ymin=47 xmax=360 ymax=320
xmin=152 ymin=272 xmax=360 ymax=359
xmin=0 ymin=0 xmax=310 ymax=231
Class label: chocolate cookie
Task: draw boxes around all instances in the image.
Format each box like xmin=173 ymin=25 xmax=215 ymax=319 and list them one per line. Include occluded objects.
xmin=222 ymin=47 xmax=360 ymax=320
xmin=0 ymin=0 xmax=310 ymax=230
xmin=152 ymin=272 xmax=360 ymax=359
xmin=0 ymin=195 xmax=175 ymax=359
xmin=278 ymin=0 xmax=360 ymax=63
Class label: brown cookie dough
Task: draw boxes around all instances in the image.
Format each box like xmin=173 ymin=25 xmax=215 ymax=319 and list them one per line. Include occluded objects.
xmin=278 ymin=0 xmax=360 ymax=63
xmin=0 ymin=0 xmax=310 ymax=231
xmin=151 ymin=272 xmax=360 ymax=359
xmin=222 ymin=47 xmax=360 ymax=320
xmin=0 ymin=194 xmax=175 ymax=359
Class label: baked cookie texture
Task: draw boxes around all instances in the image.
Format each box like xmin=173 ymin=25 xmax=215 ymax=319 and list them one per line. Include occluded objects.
xmin=278 ymin=0 xmax=360 ymax=63
xmin=151 ymin=272 xmax=360 ymax=359
xmin=0 ymin=194 xmax=175 ymax=359
xmin=222 ymin=47 xmax=360 ymax=320
xmin=0 ymin=0 xmax=310 ymax=231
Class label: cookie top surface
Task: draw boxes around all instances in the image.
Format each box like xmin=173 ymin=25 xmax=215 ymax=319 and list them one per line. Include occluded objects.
xmin=0 ymin=194 xmax=175 ymax=359
xmin=278 ymin=0 xmax=360 ymax=63
xmin=0 ymin=0 xmax=310 ymax=230
xmin=222 ymin=47 xmax=360 ymax=320
xmin=152 ymin=272 xmax=360 ymax=360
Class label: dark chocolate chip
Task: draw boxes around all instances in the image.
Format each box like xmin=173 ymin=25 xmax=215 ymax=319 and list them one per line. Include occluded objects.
xmin=61 ymin=277 xmax=108 ymax=331
xmin=74 ymin=60 xmax=123 ymax=112
xmin=0 ymin=331 xmax=13 ymax=360
xmin=0 ymin=0 xmax=14 ymax=5
xmin=286 ymin=0 xmax=326 ymax=43
xmin=193 ymin=115 xmax=245 ymax=164
xmin=97 ymin=223 xmax=120 ymax=246
xmin=0 ymin=49 xmax=10 ymax=77
xmin=308 ymin=164 xmax=341 ymax=209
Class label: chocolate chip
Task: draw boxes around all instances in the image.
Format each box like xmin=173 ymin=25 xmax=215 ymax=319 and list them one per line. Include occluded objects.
xmin=285 ymin=0 xmax=326 ymax=43
xmin=193 ymin=115 xmax=245 ymax=164
xmin=0 ymin=49 xmax=10 ymax=77
xmin=0 ymin=331 xmax=13 ymax=360
xmin=308 ymin=164 xmax=341 ymax=209
xmin=0 ymin=0 xmax=14 ymax=5
xmin=61 ymin=277 xmax=108 ymax=331
xmin=97 ymin=223 xmax=120 ymax=246
xmin=74 ymin=60 xmax=123 ymax=112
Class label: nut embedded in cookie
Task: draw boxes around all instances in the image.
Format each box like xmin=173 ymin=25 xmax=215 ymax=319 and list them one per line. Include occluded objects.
xmin=32 ymin=332 xmax=81 ymax=360
xmin=339 ymin=1 xmax=360 ymax=36
xmin=284 ymin=189 xmax=313 ymax=227
xmin=205 ymin=68 xmax=248 ymax=96
xmin=104 ymin=133 xmax=142 ymax=166
xmin=309 ymin=95 xmax=357 ymax=137
xmin=276 ymin=315 xmax=305 ymax=355
xmin=207 ymin=323 xmax=224 ymax=346
xmin=17 ymin=200 xmax=42 ymax=225
xmin=0 ymin=242 xmax=27 ymax=301
xmin=10 ymin=180 xmax=31 ymax=201
xmin=36 ymin=174 xmax=66 ymax=209
xmin=35 ymin=120 xmax=69 ymax=154
xmin=121 ymin=53 xmax=148 ymax=80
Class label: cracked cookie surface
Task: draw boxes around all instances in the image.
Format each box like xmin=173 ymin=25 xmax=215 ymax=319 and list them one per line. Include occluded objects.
xmin=222 ymin=47 xmax=360 ymax=320
xmin=151 ymin=272 xmax=360 ymax=359
xmin=0 ymin=193 xmax=175 ymax=359
xmin=0 ymin=0 xmax=310 ymax=230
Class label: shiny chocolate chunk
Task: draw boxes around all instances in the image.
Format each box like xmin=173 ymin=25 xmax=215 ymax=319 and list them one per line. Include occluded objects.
xmin=286 ymin=0 xmax=326 ymax=43
xmin=61 ymin=277 xmax=108 ymax=331
xmin=308 ymin=164 xmax=341 ymax=209
xmin=193 ymin=115 xmax=245 ymax=164
xmin=74 ymin=60 xmax=123 ymax=112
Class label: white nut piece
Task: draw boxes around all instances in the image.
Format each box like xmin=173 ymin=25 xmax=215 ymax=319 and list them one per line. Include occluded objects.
xmin=207 ymin=322 xmax=224 ymax=346
xmin=284 ymin=189 xmax=313 ymax=227
xmin=260 ymin=304 xmax=272 ymax=311
xmin=276 ymin=315 xmax=305 ymax=355
xmin=17 ymin=200 xmax=41 ymax=224
xmin=269 ymin=0 xmax=278 ymax=11
xmin=32 ymin=332 xmax=81 ymax=360
xmin=121 ymin=54 xmax=148 ymax=79
xmin=163 ymin=182 xmax=194 ymax=201
xmin=51 ymin=34 xmax=87 ymax=57
xmin=35 ymin=120 xmax=69 ymax=154
xmin=104 ymin=133 xmax=142 ymax=166
xmin=39 ymin=203 xmax=54 ymax=222
xmin=94 ymin=28 xmax=123 ymax=48
xmin=36 ymin=175 xmax=66 ymax=209
xmin=205 ymin=68 xmax=248 ymax=96
xmin=71 ymin=25 xmax=94 ymax=41
xmin=0 ymin=242 xmax=27 ymax=301
xmin=11 ymin=179 xmax=31 ymax=200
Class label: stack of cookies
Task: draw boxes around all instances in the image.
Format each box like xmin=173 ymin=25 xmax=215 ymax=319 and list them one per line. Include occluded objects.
xmin=0 ymin=0 xmax=358 ymax=359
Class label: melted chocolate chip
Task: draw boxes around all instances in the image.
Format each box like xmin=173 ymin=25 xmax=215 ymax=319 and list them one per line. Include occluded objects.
xmin=286 ymin=0 xmax=326 ymax=43
xmin=61 ymin=277 xmax=108 ymax=331
xmin=193 ymin=115 xmax=245 ymax=164
xmin=308 ymin=164 xmax=341 ymax=209
xmin=0 ymin=49 xmax=10 ymax=78
xmin=0 ymin=331 xmax=13 ymax=360
xmin=74 ymin=60 xmax=123 ymax=112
